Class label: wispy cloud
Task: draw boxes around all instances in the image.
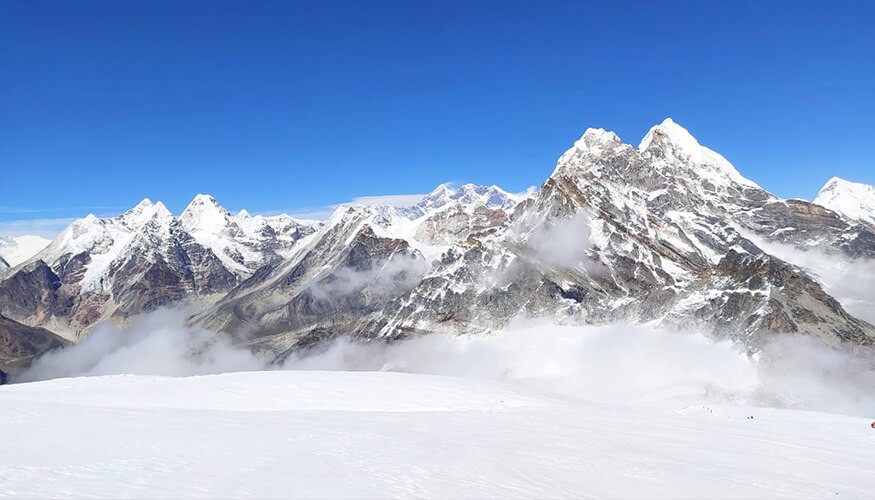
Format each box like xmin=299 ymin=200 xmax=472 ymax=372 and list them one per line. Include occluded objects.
xmin=0 ymin=217 xmax=78 ymax=239
xmin=0 ymin=205 xmax=125 ymax=215
xmin=349 ymin=193 xmax=426 ymax=207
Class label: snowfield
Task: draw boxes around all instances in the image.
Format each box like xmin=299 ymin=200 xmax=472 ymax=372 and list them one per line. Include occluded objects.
xmin=2 ymin=370 xmax=874 ymax=499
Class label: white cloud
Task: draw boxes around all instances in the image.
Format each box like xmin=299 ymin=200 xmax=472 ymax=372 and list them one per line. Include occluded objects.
xmin=18 ymin=308 xmax=268 ymax=382
xmin=350 ymin=193 xmax=426 ymax=207
xmin=263 ymin=207 xmax=337 ymax=221
xmin=738 ymin=227 xmax=875 ymax=324
xmin=21 ymin=309 xmax=875 ymax=418
xmin=0 ymin=217 xmax=77 ymax=239
xmin=0 ymin=205 xmax=125 ymax=215
xmin=306 ymin=253 xmax=428 ymax=300
xmin=0 ymin=235 xmax=52 ymax=266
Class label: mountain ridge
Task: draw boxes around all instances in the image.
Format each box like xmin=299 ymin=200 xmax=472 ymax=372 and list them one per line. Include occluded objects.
xmin=1 ymin=119 xmax=873 ymax=368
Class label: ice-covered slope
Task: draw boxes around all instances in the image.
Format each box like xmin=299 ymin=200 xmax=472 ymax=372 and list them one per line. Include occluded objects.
xmin=814 ymin=176 xmax=875 ymax=228
xmin=0 ymin=235 xmax=51 ymax=266
xmin=1 ymin=370 xmax=873 ymax=499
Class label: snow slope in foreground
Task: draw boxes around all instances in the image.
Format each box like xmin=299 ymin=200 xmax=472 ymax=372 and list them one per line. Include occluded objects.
xmin=1 ymin=371 xmax=874 ymax=499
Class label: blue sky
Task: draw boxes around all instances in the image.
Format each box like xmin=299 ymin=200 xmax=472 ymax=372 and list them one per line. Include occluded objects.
xmin=1 ymin=0 xmax=873 ymax=235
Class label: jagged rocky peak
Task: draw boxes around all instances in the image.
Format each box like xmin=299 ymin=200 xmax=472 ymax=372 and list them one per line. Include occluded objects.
xmin=813 ymin=177 xmax=875 ymax=227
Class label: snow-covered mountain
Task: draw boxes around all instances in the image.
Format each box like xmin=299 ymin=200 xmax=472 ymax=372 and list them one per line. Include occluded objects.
xmin=0 ymin=196 xmax=320 ymax=343
xmin=179 ymin=194 xmax=318 ymax=276
xmin=0 ymin=235 xmax=51 ymax=267
xmin=398 ymin=183 xmax=524 ymax=219
xmin=813 ymin=176 xmax=875 ymax=228
xmin=193 ymin=119 xmax=874 ymax=355
xmin=1 ymin=119 xmax=874 ymax=371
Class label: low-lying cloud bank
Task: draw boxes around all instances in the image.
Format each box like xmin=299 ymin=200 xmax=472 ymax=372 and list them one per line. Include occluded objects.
xmin=18 ymin=310 xmax=269 ymax=382
xmin=15 ymin=312 xmax=875 ymax=418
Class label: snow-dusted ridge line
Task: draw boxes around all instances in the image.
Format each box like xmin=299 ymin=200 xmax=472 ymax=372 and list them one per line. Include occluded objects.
xmin=2 ymin=118 xmax=873 ymax=353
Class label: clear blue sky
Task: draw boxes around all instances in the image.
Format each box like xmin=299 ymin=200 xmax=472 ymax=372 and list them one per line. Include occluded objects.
xmin=1 ymin=0 xmax=873 ymax=229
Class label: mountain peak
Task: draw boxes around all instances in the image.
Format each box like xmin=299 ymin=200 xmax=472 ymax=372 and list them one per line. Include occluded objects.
xmin=415 ymin=182 xmax=520 ymax=214
xmin=572 ymin=128 xmax=622 ymax=155
xmin=180 ymin=194 xmax=231 ymax=232
xmin=814 ymin=177 xmax=875 ymax=226
xmin=183 ymin=194 xmax=227 ymax=214
xmin=419 ymin=183 xmax=455 ymax=208
xmin=153 ymin=201 xmax=171 ymax=216
xmin=119 ymin=198 xmax=172 ymax=228
xmin=638 ymin=118 xmax=701 ymax=154
xmin=131 ymin=198 xmax=154 ymax=211
xmin=820 ymin=176 xmax=854 ymax=192
xmin=638 ymin=118 xmax=759 ymax=189
xmin=183 ymin=194 xmax=229 ymax=213
xmin=190 ymin=193 xmax=219 ymax=205
xmin=426 ymin=183 xmax=453 ymax=196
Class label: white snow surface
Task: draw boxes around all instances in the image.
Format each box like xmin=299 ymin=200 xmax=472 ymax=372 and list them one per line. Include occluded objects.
xmin=814 ymin=176 xmax=875 ymax=227
xmin=0 ymin=234 xmax=51 ymax=266
xmin=1 ymin=370 xmax=873 ymax=499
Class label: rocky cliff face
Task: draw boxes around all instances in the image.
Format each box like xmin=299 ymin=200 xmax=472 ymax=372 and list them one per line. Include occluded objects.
xmin=1 ymin=119 xmax=873 ymax=360
xmin=0 ymin=313 xmax=69 ymax=376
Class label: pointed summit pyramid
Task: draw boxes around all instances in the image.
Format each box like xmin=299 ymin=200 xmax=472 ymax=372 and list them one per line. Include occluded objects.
xmin=638 ymin=118 xmax=759 ymax=189
xmin=180 ymin=194 xmax=233 ymax=233
xmin=814 ymin=177 xmax=875 ymax=227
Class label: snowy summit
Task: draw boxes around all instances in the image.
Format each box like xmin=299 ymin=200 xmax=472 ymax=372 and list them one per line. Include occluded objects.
xmin=814 ymin=176 xmax=875 ymax=227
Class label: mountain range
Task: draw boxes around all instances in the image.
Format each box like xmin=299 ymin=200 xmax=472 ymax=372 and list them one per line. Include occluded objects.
xmin=1 ymin=118 xmax=873 ymax=374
